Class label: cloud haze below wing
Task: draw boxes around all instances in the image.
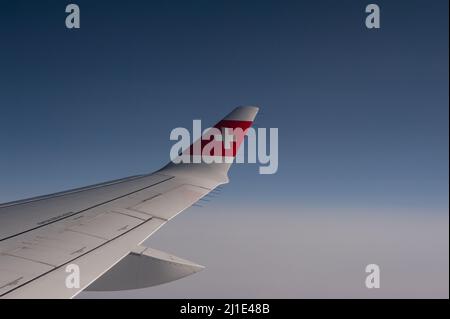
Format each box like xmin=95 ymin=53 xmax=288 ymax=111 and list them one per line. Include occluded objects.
xmin=80 ymin=204 xmax=449 ymax=299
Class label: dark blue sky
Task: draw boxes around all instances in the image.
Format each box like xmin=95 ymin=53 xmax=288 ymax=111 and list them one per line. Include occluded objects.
xmin=0 ymin=0 xmax=448 ymax=213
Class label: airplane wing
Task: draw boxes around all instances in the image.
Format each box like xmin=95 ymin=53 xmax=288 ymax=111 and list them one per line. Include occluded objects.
xmin=0 ymin=106 xmax=258 ymax=298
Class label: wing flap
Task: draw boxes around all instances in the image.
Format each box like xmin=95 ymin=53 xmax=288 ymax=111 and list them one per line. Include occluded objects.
xmin=85 ymin=246 xmax=204 ymax=292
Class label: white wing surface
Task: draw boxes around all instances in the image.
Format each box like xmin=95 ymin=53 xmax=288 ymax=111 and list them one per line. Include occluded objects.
xmin=0 ymin=106 xmax=258 ymax=298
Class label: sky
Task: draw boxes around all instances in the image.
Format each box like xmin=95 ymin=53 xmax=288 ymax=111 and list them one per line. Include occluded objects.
xmin=0 ymin=0 xmax=448 ymax=298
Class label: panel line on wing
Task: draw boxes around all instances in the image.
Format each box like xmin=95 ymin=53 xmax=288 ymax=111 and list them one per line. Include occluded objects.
xmin=0 ymin=176 xmax=175 ymax=242
xmin=0 ymin=253 xmax=56 ymax=268
xmin=0 ymin=216 xmax=160 ymax=297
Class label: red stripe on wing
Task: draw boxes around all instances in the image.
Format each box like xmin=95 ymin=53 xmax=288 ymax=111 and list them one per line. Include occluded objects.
xmin=186 ymin=120 xmax=253 ymax=157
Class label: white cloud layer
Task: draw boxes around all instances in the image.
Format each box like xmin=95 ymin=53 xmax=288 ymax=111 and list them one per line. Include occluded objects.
xmin=81 ymin=204 xmax=449 ymax=298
